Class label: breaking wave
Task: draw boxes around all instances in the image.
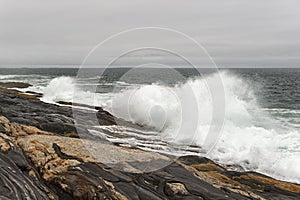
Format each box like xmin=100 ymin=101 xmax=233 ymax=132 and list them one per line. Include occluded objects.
xmin=41 ymin=72 xmax=300 ymax=183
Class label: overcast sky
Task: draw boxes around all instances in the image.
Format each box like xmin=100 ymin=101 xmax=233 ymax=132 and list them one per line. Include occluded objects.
xmin=0 ymin=0 xmax=300 ymax=67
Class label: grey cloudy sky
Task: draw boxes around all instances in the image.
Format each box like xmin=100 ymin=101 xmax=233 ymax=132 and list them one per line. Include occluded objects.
xmin=0 ymin=0 xmax=300 ymax=67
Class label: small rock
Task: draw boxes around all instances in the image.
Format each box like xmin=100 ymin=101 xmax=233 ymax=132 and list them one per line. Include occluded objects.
xmin=165 ymin=182 xmax=189 ymax=196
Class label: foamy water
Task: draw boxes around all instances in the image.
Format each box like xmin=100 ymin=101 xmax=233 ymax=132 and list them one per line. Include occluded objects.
xmin=1 ymin=69 xmax=299 ymax=183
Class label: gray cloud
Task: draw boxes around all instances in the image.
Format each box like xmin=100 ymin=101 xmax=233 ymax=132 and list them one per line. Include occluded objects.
xmin=0 ymin=0 xmax=300 ymax=67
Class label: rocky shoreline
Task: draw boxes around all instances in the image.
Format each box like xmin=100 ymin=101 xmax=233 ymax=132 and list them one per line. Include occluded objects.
xmin=1 ymin=82 xmax=300 ymax=199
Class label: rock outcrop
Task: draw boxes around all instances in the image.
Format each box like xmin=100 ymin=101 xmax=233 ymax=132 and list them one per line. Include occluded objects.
xmin=0 ymin=83 xmax=300 ymax=199
xmin=0 ymin=82 xmax=32 ymax=88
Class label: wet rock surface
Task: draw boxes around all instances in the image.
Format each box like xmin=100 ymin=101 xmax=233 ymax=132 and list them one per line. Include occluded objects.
xmin=0 ymin=85 xmax=119 ymax=137
xmin=1 ymin=85 xmax=300 ymax=199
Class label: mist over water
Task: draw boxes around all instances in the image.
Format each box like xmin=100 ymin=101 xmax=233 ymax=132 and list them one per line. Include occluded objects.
xmin=1 ymin=68 xmax=299 ymax=183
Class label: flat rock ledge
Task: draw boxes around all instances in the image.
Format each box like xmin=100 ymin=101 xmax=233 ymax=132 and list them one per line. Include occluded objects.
xmin=1 ymin=85 xmax=300 ymax=200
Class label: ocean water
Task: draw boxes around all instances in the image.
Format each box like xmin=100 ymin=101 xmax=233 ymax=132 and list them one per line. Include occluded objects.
xmin=0 ymin=67 xmax=299 ymax=183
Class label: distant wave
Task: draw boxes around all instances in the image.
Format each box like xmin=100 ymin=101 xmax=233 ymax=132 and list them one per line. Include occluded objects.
xmin=0 ymin=74 xmax=49 ymax=80
xmin=41 ymin=76 xmax=111 ymax=106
